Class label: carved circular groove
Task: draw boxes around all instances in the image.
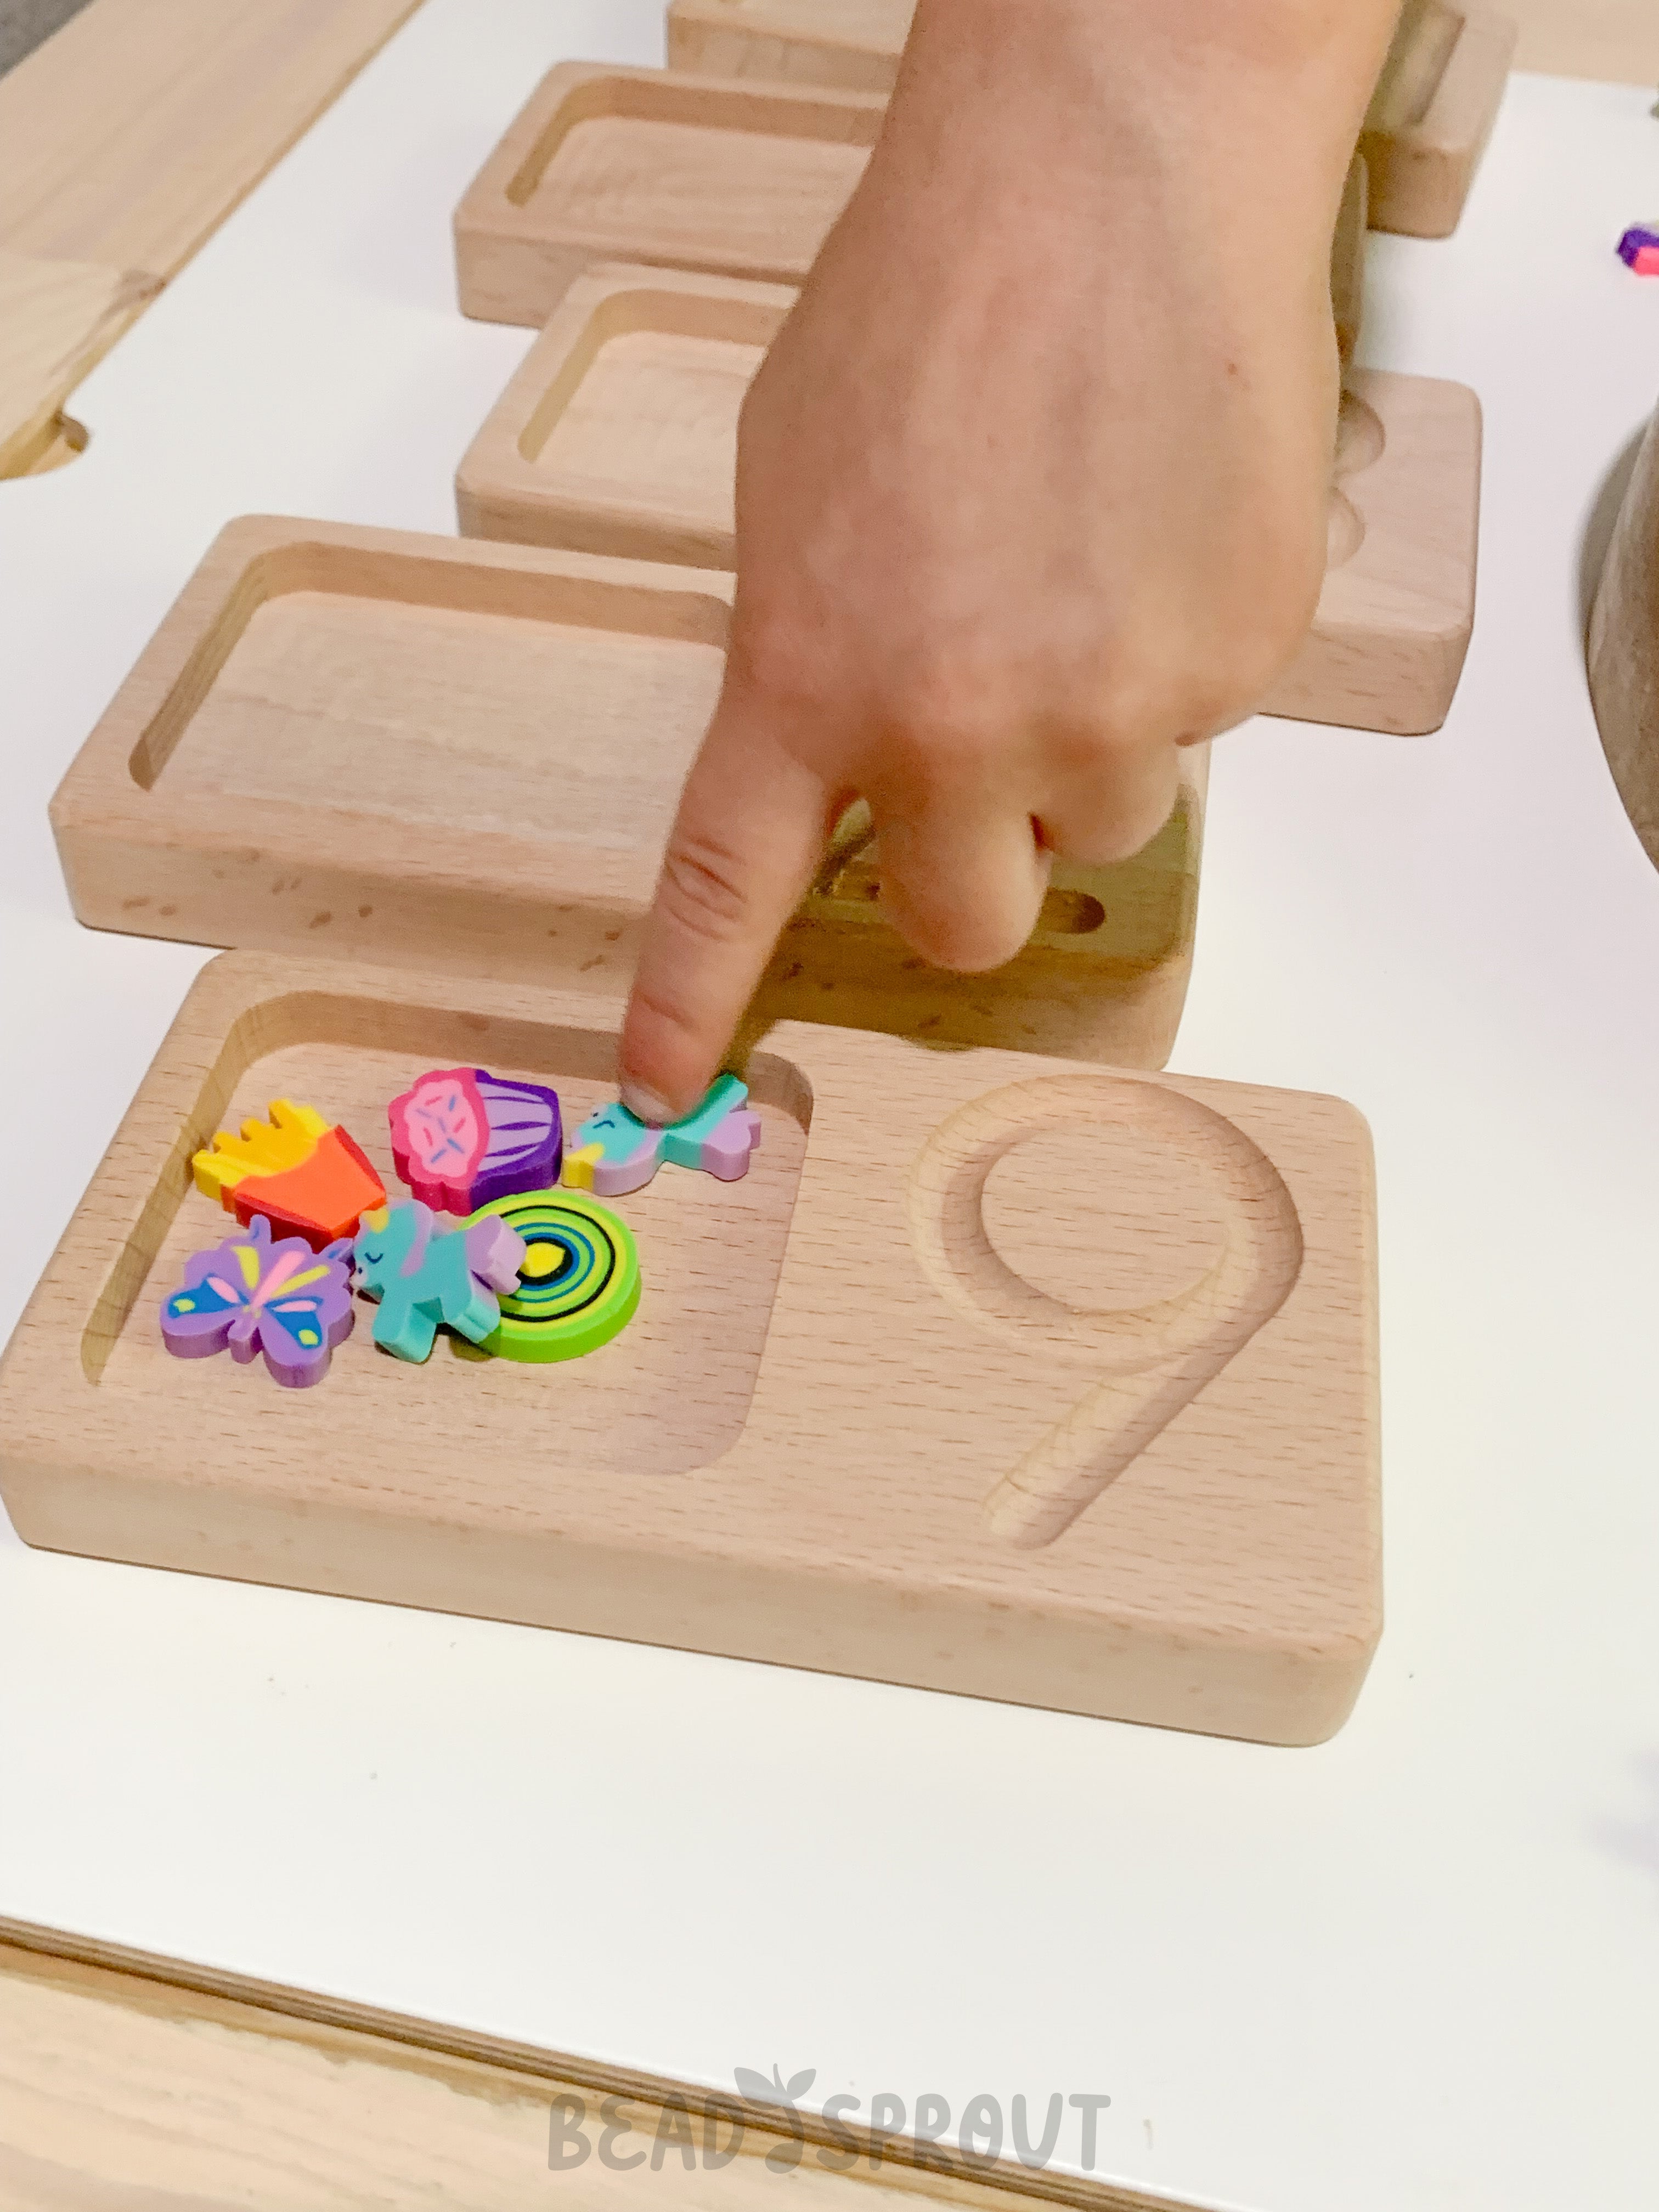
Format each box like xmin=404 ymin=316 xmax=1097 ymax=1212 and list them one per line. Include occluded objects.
xmin=906 ymin=1075 xmax=1305 ymax=1548
xmin=1334 ymin=388 xmax=1385 ymax=479
xmin=1326 ymin=486 xmax=1365 ymax=571
xmin=984 ymin=1124 xmax=1226 ymax=1311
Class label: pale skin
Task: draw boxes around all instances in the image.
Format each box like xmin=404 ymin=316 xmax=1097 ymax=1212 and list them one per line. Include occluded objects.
xmin=619 ymin=0 xmax=1402 ymax=1122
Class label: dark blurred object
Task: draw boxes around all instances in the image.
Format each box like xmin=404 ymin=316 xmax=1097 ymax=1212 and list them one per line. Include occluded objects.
xmin=1589 ymin=397 xmax=1659 ymax=868
xmin=0 ymin=0 xmax=92 ymax=77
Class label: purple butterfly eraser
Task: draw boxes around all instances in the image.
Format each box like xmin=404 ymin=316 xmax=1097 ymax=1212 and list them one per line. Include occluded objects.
xmin=388 ymin=1066 xmax=563 ymax=1213
xmin=160 ymin=1215 xmax=355 ymax=1387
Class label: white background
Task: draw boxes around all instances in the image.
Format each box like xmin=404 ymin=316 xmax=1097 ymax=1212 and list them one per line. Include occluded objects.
xmin=3 ymin=8 xmax=1658 ymax=2208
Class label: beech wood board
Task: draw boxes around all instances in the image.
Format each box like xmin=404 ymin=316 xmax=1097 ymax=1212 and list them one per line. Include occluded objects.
xmin=454 ymin=64 xmax=1370 ymax=336
xmin=48 ymin=515 xmax=1207 ymax=1069
xmin=454 ymin=63 xmax=885 ymax=328
xmin=0 ymin=952 xmax=1380 ymax=1746
xmin=665 ymin=0 xmax=1516 ymax=238
xmin=0 ymin=1916 xmax=1207 ymax=2212
xmin=1503 ymin=0 xmax=1658 ymax=80
xmin=0 ymin=0 xmax=425 ymax=281
xmin=456 ymin=263 xmax=1479 ymax=736
xmin=0 ymin=0 xmax=425 ymax=478
xmin=0 ymin=247 xmax=157 ymax=477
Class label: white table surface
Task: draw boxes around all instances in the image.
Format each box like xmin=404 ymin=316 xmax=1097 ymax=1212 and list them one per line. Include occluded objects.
xmin=3 ymin=9 xmax=1658 ymax=2208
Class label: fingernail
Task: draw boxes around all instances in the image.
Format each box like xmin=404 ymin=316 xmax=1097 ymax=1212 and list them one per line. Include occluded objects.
xmin=618 ymin=1079 xmax=676 ymax=1126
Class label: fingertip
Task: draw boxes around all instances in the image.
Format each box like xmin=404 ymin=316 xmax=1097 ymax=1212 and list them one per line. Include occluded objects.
xmin=616 ymin=984 xmax=712 ymax=1126
xmin=878 ymin=812 xmax=1049 ymax=974
xmin=617 ymin=1077 xmax=676 ymax=1127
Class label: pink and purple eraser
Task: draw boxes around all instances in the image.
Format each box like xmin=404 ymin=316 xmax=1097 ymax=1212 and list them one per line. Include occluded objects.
xmin=160 ymin=1215 xmax=355 ymax=1387
xmin=388 ymin=1066 xmax=562 ymax=1214
xmin=1617 ymin=226 xmax=1659 ymax=275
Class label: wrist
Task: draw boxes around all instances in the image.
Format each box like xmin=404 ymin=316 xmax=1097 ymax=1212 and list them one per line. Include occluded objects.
xmin=897 ymin=0 xmax=1398 ymax=191
xmin=908 ymin=0 xmax=1397 ymax=83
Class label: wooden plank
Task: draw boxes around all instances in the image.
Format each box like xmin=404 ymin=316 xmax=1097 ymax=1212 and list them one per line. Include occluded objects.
xmin=0 ymin=948 xmax=1378 ymax=1747
xmin=665 ymin=1 xmax=1517 ymax=236
xmin=47 ymin=515 xmax=1208 ymax=1068
xmin=0 ymin=248 xmax=156 ymax=475
xmin=0 ymin=0 xmax=425 ymax=280
xmin=0 ymin=1915 xmax=1200 ymax=2211
xmin=0 ymin=1 xmax=425 ymax=474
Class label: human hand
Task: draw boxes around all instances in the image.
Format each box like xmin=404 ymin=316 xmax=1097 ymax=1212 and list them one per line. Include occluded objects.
xmin=619 ymin=0 xmax=1398 ymax=1122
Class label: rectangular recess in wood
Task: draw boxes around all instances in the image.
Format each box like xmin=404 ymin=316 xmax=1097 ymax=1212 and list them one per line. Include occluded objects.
xmin=47 ymin=516 xmax=1206 ymax=1068
xmin=453 ymin=61 xmax=884 ymax=328
xmin=0 ymin=952 xmax=1380 ymax=1746
xmin=453 ymin=63 xmax=1369 ymax=336
xmin=456 ymin=264 xmax=1480 ymax=735
xmin=1359 ymin=0 xmax=1517 ymax=239
xmin=665 ymin=0 xmax=1516 ymax=238
xmin=668 ymin=0 xmax=909 ymax=93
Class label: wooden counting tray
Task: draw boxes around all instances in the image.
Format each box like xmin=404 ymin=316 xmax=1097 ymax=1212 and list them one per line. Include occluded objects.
xmin=1359 ymin=0 xmax=1517 ymax=240
xmin=453 ymin=63 xmax=884 ymax=328
xmin=456 ymin=263 xmax=1481 ymax=735
xmin=455 ymin=64 xmax=1373 ymax=335
xmin=48 ymin=515 xmax=1207 ymax=1068
xmin=0 ymin=953 xmax=1380 ymax=1746
xmin=667 ymin=0 xmax=909 ymax=96
xmin=665 ymin=0 xmax=1516 ymax=239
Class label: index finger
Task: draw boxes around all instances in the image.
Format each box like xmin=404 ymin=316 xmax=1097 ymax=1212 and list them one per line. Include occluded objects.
xmin=618 ymin=685 xmax=834 ymax=1124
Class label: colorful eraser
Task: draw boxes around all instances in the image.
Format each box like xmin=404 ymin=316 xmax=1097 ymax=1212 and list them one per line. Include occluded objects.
xmin=559 ymin=1103 xmax=659 ymax=1197
xmin=161 ymin=1215 xmax=354 ymax=1387
xmin=562 ymin=1074 xmax=761 ymax=1198
xmin=1617 ymin=225 xmax=1659 ymax=269
xmin=388 ymin=1066 xmax=563 ymax=1214
xmin=353 ymin=1200 xmax=527 ymax=1363
xmin=467 ymin=1189 xmax=640 ymax=1363
xmin=192 ymin=1099 xmax=385 ymax=1251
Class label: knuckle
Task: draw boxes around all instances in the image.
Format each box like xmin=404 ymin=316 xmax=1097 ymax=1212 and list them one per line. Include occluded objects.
xmin=726 ymin=608 xmax=828 ymax=721
xmin=883 ymin=885 xmax=1030 ymax=975
xmin=1061 ymin=793 xmax=1177 ymax=868
xmin=904 ymin=916 xmax=1025 ymax=975
xmin=625 ymin=970 xmax=703 ymax=1047
xmin=889 ymin=654 xmax=1007 ymax=760
xmin=656 ymin=833 xmax=754 ymax=948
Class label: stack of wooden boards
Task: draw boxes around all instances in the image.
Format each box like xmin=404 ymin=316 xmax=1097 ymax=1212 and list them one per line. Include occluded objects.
xmin=10 ymin=3 xmax=1528 ymax=1744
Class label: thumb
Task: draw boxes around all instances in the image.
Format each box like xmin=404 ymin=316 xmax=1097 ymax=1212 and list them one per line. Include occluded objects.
xmin=619 ymin=687 xmax=832 ymax=1122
